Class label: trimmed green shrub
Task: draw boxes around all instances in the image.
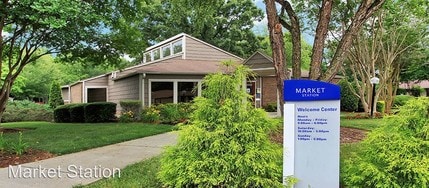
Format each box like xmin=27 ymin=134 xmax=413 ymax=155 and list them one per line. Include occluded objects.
xmin=54 ymin=104 xmax=74 ymax=123
xmin=48 ymin=81 xmax=64 ymax=109
xmin=338 ymin=79 xmax=359 ymax=112
xmin=410 ymin=86 xmax=424 ymax=97
xmin=141 ymin=106 xmax=160 ymax=123
xmin=84 ymin=102 xmax=116 ymax=123
xmin=393 ymin=95 xmax=414 ymax=107
xmin=69 ymin=104 xmax=86 ymax=123
xmin=2 ymin=100 xmax=53 ymax=122
xmin=343 ymin=97 xmax=429 ymax=187
xmin=264 ymin=103 xmax=277 ymax=112
xmin=119 ymin=100 xmax=142 ymax=121
xmin=158 ymin=64 xmax=282 ymax=187
xmin=396 ymin=88 xmax=407 ymax=95
xmin=376 ymin=100 xmax=385 ymax=114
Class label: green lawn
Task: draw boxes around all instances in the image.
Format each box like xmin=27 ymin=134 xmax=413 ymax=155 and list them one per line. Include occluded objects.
xmin=340 ymin=118 xmax=382 ymax=131
xmin=80 ymin=117 xmax=384 ymax=187
xmin=1 ymin=122 xmax=174 ymax=155
xmin=79 ymin=156 xmax=163 ymax=188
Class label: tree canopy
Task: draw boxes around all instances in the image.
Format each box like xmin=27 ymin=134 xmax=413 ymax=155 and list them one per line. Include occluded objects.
xmin=121 ymin=0 xmax=264 ymax=59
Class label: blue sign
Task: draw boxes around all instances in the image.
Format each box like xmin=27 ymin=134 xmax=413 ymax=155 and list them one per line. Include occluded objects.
xmin=284 ymin=80 xmax=340 ymax=101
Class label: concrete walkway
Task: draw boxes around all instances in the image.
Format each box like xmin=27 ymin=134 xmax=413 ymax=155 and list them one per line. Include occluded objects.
xmin=0 ymin=132 xmax=178 ymax=188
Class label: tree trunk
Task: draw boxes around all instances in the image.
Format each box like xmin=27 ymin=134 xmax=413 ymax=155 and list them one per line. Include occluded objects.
xmin=277 ymin=0 xmax=302 ymax=79
xmin=265 ymin=0 xmax=289 ymax=115
xmin=0 ymin=75 xmax=15 ymax=125
xmin=309 ymin=0 xmax=333 ymax=80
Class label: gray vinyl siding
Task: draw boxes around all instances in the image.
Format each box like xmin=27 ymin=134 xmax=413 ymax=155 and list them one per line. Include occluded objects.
xmin=143 ymin=74 xmax=205 ymax=107
xmin=109 ymin=75 xmax=140 ymax=112
xmin=85 ymin=76 xmax=108 ymax=86
xmin=244 ymin=53 xmax=273 ymax=69
xmin=185 ymin=37 xmax=241 ymax=62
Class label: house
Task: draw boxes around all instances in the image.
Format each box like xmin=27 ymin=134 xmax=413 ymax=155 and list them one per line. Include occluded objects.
xmin=61 ymin=33 xmax=242 ymax=112
xmin=399 ymin=80 xmax=429 ymax=96
xmin=61 ymin=33 xmax=340 ymax=113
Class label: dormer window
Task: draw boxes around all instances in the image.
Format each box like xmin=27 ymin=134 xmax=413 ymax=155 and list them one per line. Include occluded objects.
xmin=162 ymin=45 xmax=171 ymax=57
xmin=143 ymin=35 xmax=184 ymax=63
xmin=152 ymin=48 xmax=160 ymax=60
xmin=173 ymin=40 xmax=183 ymax=54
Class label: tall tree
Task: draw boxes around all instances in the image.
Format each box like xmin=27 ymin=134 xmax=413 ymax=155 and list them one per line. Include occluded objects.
xmin=344 ymin=0 xmax=428 ymax=113
xmin=0 ymin=0 xmax=125 ymax=123
xmin=264 ymin=0 xmax=386 ymax=78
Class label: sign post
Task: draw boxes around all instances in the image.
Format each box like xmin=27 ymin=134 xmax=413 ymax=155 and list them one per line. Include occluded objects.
xmin=283 ymin=80 xmax=340 ymax=187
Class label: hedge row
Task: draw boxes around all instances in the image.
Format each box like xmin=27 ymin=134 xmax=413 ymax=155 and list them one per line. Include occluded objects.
xmin=54 ymin=102 xmax=116 ymax=123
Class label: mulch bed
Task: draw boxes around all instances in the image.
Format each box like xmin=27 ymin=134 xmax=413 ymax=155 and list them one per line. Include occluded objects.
xmin=1 ymin=127 xmax=55 ymax=168
xmin=0 ymin=149 xmax=56 ymax=168
xmin=270 ymin=127 xmax=368 ymax=145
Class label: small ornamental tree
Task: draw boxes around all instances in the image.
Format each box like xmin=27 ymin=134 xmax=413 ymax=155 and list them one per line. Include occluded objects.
xmin=343 ymin=97 xmax=429 ymax=187
xmin=158 ymin=63 xmax=283 ymax=187
xmin=338 ymin=79 xmax=359 ymax=112
xmin=48 ymin=81 xmax=64 ymax=109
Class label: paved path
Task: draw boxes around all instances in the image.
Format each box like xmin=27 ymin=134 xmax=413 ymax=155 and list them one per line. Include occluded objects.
xmin=0 ymin=132 xmax=178 ymax=188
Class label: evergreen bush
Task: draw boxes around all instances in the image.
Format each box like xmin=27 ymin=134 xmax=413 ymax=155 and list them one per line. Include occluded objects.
xmin=338 ymin=79 xmax=359 ymax=112
xmin=48 ymin=81 xmax=64 ymax=109
xmin=410 ymin=86 xmax=424 ymax=97
xmin=343 ymin=97 xmax=429 ymax=187
xmin=158 ymin=64 xmax=282 ymax=187
xmin=2 ymin=100 xmax=53 ymax=122
xmin=84 ymin=102 xmax=116 ymax=123
xmin=376 ymin=100 xmax=385 ymax=115
xmin=54 ymin=104 xmax=74 ymax=123
xmin=69 ymin=104 xmax=86 ymax=123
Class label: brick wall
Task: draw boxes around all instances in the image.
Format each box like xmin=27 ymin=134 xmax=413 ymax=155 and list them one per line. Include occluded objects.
xmin=262 ymin=76 xmax=277 ymax=107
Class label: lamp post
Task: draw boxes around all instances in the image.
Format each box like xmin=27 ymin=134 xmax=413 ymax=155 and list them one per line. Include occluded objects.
xmin=370 ymin=76 xmax=380 ymax=118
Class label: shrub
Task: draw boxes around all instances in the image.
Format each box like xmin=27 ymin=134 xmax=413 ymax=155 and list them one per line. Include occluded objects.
xmin=69 ymin=104 xmax=86 ymax=123
xmin=393 ymin=95 xmax=414 ymax=107
xmin=48 ymin=81 xmax=64 ymax=109
xmin=0 ymin=133 xmax=6 ymax=151
xmin=376 ymin=100 xmax=385 ymax=115
xmin=10 ymin=132 xmax=29 ymax=156
xmin=54 ymin=104 xmax=74 ymax=123
xmin=2 ymin=100 xmax=53 ymax=123
xmin=338 ymin=79 xmax=359 ymax=112
xmin=141 ymin=106 xmax=160 ymax=123
xmin=84 ymin=102 xmax=116 ymax=123
xmin=119 ymin=100 xmax=142 ymax=121
xmin=154 ymin=103 xmax=194 ymax=124
xmin=343 ymin=97 xmax=429 ymax=187
xmin=396 ymin=88 xmax=407 ymax=95
xmin=264 ymin=103 xmax=277 ymax=112
xmin=410 ymin=86 xmax=424 ymax=97
xmin=119 ymin=111 xmax=134 ymax=123
xmin=158 ymin=64 xmax=282 ymax=187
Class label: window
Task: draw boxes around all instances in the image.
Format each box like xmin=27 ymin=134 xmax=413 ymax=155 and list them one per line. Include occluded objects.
xmin=162 ymin=45 xmax=171 ymax=57
xmin=152 ymin=49 xmax=160 ymax=60
xmin=87 ymin=88 xmax=107 ymax=103
xmin=144 ymin=52 xmax=151 ymax=63
xmin=172 ymin=40 xmax=183 ymax=54
xmin=151 ymin=82 xmax=173 ymax=104
xmin=178 ymin=82 xmax=198 ymax=103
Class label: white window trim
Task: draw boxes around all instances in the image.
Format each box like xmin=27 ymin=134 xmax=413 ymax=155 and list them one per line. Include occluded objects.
xmin=148 ymin=79 xmax=202 ymax=106
xmin=84 ymin=86 xmax=109 ymax=103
